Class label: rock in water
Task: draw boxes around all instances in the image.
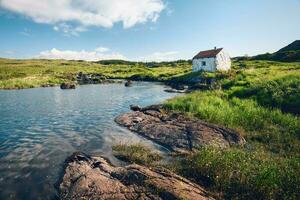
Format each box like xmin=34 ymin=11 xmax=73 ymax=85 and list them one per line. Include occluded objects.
xmin=115 ymin=105 xmax=245 ymax=152
xmin=125 ymin=80 xmax=132 ymax=87
xmin=130 ymin=104 xmax=142 ymax=111
xmin=60 ymin=83 xmax=76 ymax=89
xmin=58 ymin=152 xmax=214 ymax=200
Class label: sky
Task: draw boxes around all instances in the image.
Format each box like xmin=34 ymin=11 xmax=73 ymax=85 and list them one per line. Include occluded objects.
xmin=0 ymin=0 xmax=299 ymax=61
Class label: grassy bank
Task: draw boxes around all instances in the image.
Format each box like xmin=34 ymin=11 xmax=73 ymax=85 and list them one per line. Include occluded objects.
xmin=112 ymin=60 xmax=300 ymax=199
xmin=162 ymin=60 xmax=300 ymax=199
xmin=164 ymin=91 xmax=300 ymax=156
xmin=2 ymin=57 xmax=300 ymax=199
xmin=0 ymin=58 xmax=190 ymax=89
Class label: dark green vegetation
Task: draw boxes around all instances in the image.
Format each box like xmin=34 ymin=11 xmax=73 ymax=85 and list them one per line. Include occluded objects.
xmin=239 ymin=40 xmax=300 ymax=62
xmin=174 ymin=148 xmax=300 ymax=200
xmin=0 ymin=58 xmax=190 ymax=89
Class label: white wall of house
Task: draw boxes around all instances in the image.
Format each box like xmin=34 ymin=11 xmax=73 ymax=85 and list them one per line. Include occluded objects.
xmin=192 ymin=57 xmax=216 ymax=72
xmin=192 ymin=49 xmax=231 ymax=72
xmin=215 ymin=50 xmax=231 ymax=71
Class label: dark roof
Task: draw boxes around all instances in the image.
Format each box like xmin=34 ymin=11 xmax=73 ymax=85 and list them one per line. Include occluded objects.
xmin=193 ymin=48 xmax=223 ymax=59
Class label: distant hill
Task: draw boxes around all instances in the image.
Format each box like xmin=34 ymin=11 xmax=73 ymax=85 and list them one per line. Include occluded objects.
xmin=251 ymin=40 xmax=300 ymax=62
xmin=278 ymin=40 xmax=300 ymax=52
xmin=94 ymin=59 xmax=191 ymax=66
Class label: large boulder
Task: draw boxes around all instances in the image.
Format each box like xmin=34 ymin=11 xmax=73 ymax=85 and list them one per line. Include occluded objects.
xmin=115 ymin=105 xmax=245 ymax=152
xmin=57 ymin=152 xmax=213 ymax=200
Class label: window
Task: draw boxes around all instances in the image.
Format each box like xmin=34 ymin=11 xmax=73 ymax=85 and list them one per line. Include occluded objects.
xmin=202 ymin=61 xmax=206 ymax=66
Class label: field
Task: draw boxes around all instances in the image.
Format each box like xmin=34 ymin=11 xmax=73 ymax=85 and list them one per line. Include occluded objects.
xmin=2 ymin=57 xmax=300 ymax=199
xmin=163 ymin=60 xmax=300 ymax=199
xmin=0 ymin=58 xmax=190 ymax=89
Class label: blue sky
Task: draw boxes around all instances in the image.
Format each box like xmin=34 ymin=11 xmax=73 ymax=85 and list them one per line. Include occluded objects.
xmin=0 ymin=0 xmax=299 ymax=61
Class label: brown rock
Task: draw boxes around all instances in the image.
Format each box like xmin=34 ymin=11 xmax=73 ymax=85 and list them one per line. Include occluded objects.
xmin=115 ymin=105 xmax=245 ymax=152
xmin=58 ymin=152 xmax=214 ymax=200
xmin=60 ymin=83 xmax=76 ymax=89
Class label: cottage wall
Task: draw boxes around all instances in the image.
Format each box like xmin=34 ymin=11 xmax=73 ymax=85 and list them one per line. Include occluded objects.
xmin=192 ymin=49 xmax=231 ymax=72
xmin=215 ymin=50 xmax=231 ymax=71
xmin=192 ymin=57 xmax=216 ymax=72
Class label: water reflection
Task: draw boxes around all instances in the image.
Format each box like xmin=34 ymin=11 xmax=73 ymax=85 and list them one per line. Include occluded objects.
xmin=0 ymin=82 xmax=178 ymax=200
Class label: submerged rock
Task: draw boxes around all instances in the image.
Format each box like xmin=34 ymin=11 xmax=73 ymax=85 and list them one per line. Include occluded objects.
xmin=58 ymin=152 xmax=213 ymax=200
xmin=60 ymin=83 xmax=76 ymax=89
xmin=115 ymin=105 xmax=245 ymax=152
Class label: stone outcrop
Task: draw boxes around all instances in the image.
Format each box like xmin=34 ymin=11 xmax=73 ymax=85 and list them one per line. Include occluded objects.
xmin=58 ymin=152 xmax=214 ymax=200
xmin=60 ymin=83 xmax=76 ymax=89
xmin=115 ymin=105 xmax=245 ymax=152
xmin=76 ymin=72 xmax=122 ymax=85
xmin=77 ymin=72 xmax=106 ymax=84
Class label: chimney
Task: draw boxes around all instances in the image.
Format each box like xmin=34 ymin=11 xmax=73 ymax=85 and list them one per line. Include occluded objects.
xmin=214 ymin=46 xmax=217 ymax=50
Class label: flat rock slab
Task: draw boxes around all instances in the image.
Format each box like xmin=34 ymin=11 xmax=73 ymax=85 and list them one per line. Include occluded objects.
xmin=115 ymin=105 xmax=245 ymax=152
xmin=58 ymin=152 xmax=214 ymax=200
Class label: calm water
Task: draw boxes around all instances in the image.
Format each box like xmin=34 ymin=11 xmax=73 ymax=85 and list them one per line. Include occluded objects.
xmin=0 ymin=82 xmax=178 ymax=200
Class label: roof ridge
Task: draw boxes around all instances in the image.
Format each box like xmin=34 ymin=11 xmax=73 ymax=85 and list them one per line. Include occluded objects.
xmin=193 ymin=48 xmax=223 ymax=59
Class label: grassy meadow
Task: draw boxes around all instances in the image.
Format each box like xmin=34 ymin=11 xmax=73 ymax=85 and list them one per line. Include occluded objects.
xmin=0 ymin=58 xmax=190 ymax=89
xmin=1 ymin=57 xmax=300 ymax=199
xmin=163 ymin=60 xmax=300 ymax=199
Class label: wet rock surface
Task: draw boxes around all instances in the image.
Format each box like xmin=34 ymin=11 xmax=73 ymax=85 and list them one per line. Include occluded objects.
xmin=60 ymin=83 xmax=76 ymax=89
xmin=58 ymin=152 xmax=214 ymax=200
xmin=115 ymin=105 xmax=245 ymax=152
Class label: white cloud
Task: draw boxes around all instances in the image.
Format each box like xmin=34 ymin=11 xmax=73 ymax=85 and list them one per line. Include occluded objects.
xmin=53 ymin=23 xmax=87 ymax=36
xmin=95 ymin=47 xmax=110 ymax=53
xmin=38 ymin=48 xmax=127 ymax=61
xmin=0 ymin=0 xmax=165 ymax=33
xmin=37 ymin=48 xmax=181 ymax=62
xmin=139 ymin=51 xmax=179 ymax=62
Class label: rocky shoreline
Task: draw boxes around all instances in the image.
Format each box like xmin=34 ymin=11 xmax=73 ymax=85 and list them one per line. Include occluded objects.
xmin=115 ymin=105 xmax=245 ymax=153
xmin=57 ymin=105 xmax=246 ymax=199
xmin=57 ymin=152 xmax=214 ymax=200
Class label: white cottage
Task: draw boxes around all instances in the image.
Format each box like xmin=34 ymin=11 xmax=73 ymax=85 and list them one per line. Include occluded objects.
xmin=192 ymin=48 xmax=231 ymax=72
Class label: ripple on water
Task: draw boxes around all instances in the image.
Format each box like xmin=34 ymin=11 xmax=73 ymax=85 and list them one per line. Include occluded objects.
xmin=0 ymin=82 xmax=178 ymax=200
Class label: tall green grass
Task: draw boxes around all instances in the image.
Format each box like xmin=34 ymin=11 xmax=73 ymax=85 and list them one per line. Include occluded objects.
xmin=173 ymin=148 xmax=300 ymax=200
xmin=230 ymin=75 xmax=300 ymax=115
xmin=165 ymin=91 xmax=300 ymax=156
